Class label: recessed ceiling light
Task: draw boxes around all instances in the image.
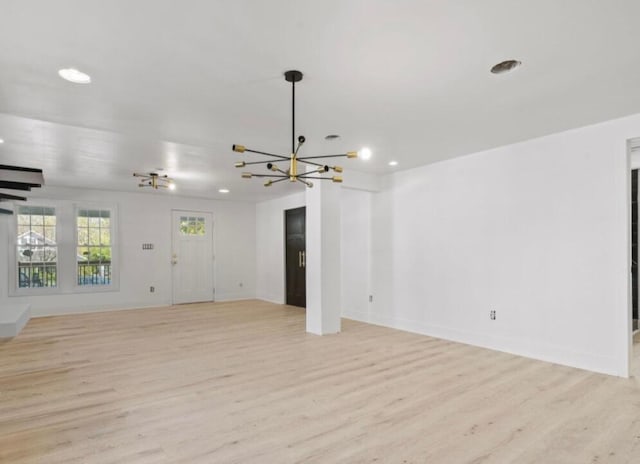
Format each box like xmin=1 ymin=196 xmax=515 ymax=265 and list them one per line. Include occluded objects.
xmin=0 ymin=138 xmax=4 ymax=144
xmin=388 ymin=160 xmax=398 ymax=166
xmin=58 ymin=68 xmax=92 ymax=84
xmin=219 ymin=188 xmax=230 ymax=194
xmin=490 ymin=60 xmax=522 ymax=74
xmin=168 ymin=183 xmax=176 ymax=191
xmin=325 ymin=134 xmax=340 ymax=140
xmin=360 ymin=147 xmax=372 ymax=160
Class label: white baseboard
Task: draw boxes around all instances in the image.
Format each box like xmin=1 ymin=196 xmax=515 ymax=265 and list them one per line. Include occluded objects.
xmin=342 ymin=311 xmax=624 ymax=378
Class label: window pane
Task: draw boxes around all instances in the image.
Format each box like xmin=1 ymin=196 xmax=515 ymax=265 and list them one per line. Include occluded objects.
xmin=78 ymin=228 xmax=89 ymax=246
xmin=77 ymin=208 xmax=113 ymax=286
xmin=78 ymin=246 xmax=90 ymax=260
xmin=100 ymin=229 xmax=111 ymax=246
xmin=44 ymin=226 xmax=56 ymax=242
xmin=88 ymin=229 xmax=100 ymax=246
xmin=100 ymin=247 xmax=112 ymax=262
xmin=16 ymin=206 xmax=57 ymax=289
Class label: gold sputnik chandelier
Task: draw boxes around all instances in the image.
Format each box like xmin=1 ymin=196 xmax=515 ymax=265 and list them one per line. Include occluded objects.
xmin=133 ymin=172 xmax=175 ymax=190
xmin=232 ymin=70 xmax=357 ymax=188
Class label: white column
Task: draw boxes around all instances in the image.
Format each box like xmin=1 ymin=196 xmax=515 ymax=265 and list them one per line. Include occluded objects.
xmin=305 ymin=177 xmax=342 ymax=335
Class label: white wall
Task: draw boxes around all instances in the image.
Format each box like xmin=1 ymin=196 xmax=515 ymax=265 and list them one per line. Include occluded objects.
xmin=0 ymin=186 xmax=256 ymax=316
xmin=341 ymin=188 xmax=372 ymax=320
xmin=255 ymin=191 xmax=305 ymax=303
xmin=359 ymin=113 xmax=640 ymax=377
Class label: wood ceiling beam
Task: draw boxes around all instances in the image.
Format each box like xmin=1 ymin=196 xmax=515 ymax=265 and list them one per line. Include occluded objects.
xmin=0 ymin=165 xmax=44 ymax=186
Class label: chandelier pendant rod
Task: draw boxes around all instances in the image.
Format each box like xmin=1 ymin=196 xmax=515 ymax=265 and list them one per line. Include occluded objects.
xmin=292 ymin=78 xmax=296 ymax=155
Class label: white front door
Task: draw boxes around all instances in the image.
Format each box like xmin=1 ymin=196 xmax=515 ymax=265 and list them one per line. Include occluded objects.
xmin=171 ymin=210 xmax=214 ymax=304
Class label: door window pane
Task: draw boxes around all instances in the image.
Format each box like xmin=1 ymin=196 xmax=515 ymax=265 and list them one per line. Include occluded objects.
xmin=180 ymin=215 xmax=206 ymax=235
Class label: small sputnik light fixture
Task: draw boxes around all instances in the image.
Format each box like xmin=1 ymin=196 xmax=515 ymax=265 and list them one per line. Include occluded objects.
xmin=232 ymin=70 xmax=357 ymax=188
xmin=133 ymin=172 xmax=175 ymax=190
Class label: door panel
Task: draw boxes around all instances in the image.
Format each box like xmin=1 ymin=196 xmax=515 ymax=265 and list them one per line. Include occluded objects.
xmin=172 ymin=211 xmax=214 ymax=304
xmin=285 ymin=207 xmax=306 ymax=307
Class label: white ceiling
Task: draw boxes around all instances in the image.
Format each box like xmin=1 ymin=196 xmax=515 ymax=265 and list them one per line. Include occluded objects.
xmin=2 ymin=0 xmax=640 ymax=201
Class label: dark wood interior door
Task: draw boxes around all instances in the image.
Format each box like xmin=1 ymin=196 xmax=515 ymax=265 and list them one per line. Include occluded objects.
xmin=285 ymin=207 xmax=306 ymax=308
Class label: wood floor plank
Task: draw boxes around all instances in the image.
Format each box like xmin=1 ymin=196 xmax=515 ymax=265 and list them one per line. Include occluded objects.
xmin=1 ymin=300 xmax=639 ymax=463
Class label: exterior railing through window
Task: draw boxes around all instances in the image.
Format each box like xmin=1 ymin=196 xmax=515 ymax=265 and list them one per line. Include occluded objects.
xmin=77 ymin=261 xmax=112 ymax=285
xmin=17 ymin=262 xmax=112 ymax=287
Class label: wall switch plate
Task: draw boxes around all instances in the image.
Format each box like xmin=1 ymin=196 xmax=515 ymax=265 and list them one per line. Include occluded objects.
xmin=369 ymin=295 xmax=373 ymax=302
xmin=142 ymin=243 xmax=154 ymax=250
xmin=150 ymin=286 xmax=155 ymax=293
xmin=490 ymin=310 xmax=496 ymax=320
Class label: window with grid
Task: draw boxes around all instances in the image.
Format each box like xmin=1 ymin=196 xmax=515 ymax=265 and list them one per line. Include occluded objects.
xmin=179 ymin=215 xmax=206 ymax=235
xmin=77 ymin=209 xmax=112 ymax=286
xmin=16 ymin=206 xmax=58 ymax=288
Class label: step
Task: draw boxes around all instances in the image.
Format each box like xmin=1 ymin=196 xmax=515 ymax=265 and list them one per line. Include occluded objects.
xmin=0 ymin=304 xmax=31 ymax=338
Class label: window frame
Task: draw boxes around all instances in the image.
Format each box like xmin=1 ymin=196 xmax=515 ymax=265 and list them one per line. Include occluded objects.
xmin=73 ymin=204 xmax=119 ymax=292
xmin=8 ymin=200 xmax=119 ymax=296
xmin=9 ymin=202 xmax=61 ymax=295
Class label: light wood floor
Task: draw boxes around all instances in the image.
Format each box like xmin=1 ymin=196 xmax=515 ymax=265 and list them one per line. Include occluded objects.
xmin=1 ymin=300 xmax=640 ymax=464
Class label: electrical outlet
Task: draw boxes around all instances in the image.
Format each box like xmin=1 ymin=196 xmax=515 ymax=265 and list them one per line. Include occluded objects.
xmin=369 ymin=295 xmax=373 ymax=303
xmin=150 ymin=286 xmax=155 ymax=293
xmin=490 ymin=310 xmax=496 ymax=320
xmin=239 ymin=282 xmax=243 ymax=287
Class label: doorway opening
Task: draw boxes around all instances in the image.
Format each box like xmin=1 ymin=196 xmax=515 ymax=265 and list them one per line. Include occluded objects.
xmin=630 ymin=141 xmax=640 ymax=377
xmin=632 ymin=169 xmax=639 ymax=332
xmin=285 ymin=207 xmax=306 ymax=308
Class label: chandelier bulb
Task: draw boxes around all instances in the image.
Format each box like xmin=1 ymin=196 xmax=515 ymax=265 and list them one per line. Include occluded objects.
xmin=333 ymin=166 xmax=343 ymax=173
xmin=235 ymin=162 xmax=245 ymax=168
xmin=232 ymin=144 xmax=246 ymax=153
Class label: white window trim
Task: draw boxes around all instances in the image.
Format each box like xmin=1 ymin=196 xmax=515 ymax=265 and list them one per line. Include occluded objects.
xmin=73 ymin=203 xmax=119 ymax=293
xmin=9 ymin=200 xmax=61 ymax=296
xmin=8 ymin=200 xmax=119 ymax=296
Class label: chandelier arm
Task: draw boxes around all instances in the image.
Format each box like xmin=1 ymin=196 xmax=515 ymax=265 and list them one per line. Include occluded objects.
xmin=297 ymin=154 xmax=350 ymax=160
xmin=243 ymin=159 xmax=283 ymax=166
xmin=244 ymin=174 xmax=289 ymax=178
xmin=295 ymin=159 xmax=325 ymax=168
xmin=295 ymin=175 xmax=335 ymax=180
xmin=269 ymin=177 xmax=289 ymax=185
xmin=296 ymin=171 xmax=322 ymax=178
xmin=245 ymin=148 xmax=290 ymax=160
